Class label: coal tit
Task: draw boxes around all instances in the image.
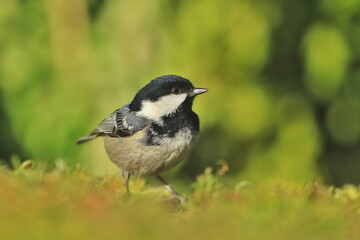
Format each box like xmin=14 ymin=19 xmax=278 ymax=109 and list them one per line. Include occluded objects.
xmin=76 ymin=75 xmax=207 ymax=199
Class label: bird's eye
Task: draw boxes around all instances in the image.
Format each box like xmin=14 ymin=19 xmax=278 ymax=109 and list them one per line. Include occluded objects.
xmin=171 ymin=87 xmax=181 ymax=95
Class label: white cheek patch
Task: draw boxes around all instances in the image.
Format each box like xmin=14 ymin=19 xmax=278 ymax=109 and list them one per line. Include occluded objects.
xmin=137 ymin=93 xmax=187 ymax=123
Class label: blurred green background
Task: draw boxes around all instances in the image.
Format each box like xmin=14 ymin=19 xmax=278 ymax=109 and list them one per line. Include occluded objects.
xmin=1 ymin=0 xmax=360 ymax=186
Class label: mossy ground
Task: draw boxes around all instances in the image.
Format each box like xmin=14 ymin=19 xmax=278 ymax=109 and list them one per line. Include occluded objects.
xmin=1 ymin=161 xmax=360 ymax=240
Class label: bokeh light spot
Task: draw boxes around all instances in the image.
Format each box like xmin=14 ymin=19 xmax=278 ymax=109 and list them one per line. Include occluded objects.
xmin=304 ymin=24 xmax=350 ymax=101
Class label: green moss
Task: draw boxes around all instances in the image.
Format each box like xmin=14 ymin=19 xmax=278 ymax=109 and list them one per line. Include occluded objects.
xmin=0 ymin=165 xmax=359 ymax=239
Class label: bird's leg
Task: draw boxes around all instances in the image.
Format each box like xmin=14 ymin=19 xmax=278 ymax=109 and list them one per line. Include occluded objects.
xmin=122 ymin=171 xmax=131 ymax=199
xmin=156 ymin=175 xmax=187 ymax=201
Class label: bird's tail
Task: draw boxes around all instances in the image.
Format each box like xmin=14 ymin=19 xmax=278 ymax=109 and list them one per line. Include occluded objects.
xmin=76 ymin=134 xmax=99 ymax=144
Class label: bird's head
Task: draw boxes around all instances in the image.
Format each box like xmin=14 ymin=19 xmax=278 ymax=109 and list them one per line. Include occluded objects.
xmin=129 ymin=75 xmax=207 ymax=123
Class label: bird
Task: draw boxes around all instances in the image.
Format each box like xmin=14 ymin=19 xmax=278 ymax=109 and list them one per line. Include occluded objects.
xmin=76 ymin=75 xmax=207 ymax=199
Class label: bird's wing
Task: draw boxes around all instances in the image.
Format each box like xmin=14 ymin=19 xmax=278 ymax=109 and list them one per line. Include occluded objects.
xmin=76 ymin=104 xmax=149 ymax=144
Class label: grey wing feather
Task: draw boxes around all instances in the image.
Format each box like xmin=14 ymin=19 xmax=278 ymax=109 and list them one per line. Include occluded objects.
xmin=76 ymin=104 xmax=149 ymax=144
xmin=76 ymin=135 xmax=99 ymax=144
xmin=90 ymin=111 xmax=117 ymax=136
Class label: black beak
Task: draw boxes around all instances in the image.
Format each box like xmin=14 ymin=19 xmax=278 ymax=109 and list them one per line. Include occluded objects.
xmin=189 ymin=88 xmax=208 ymax=97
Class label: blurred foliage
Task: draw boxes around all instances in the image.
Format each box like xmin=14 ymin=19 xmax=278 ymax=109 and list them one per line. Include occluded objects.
xmin=0 ymin=0 xmax=360 ymax=186
xmin=0 ymin=165 xmax=360 ymax=239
